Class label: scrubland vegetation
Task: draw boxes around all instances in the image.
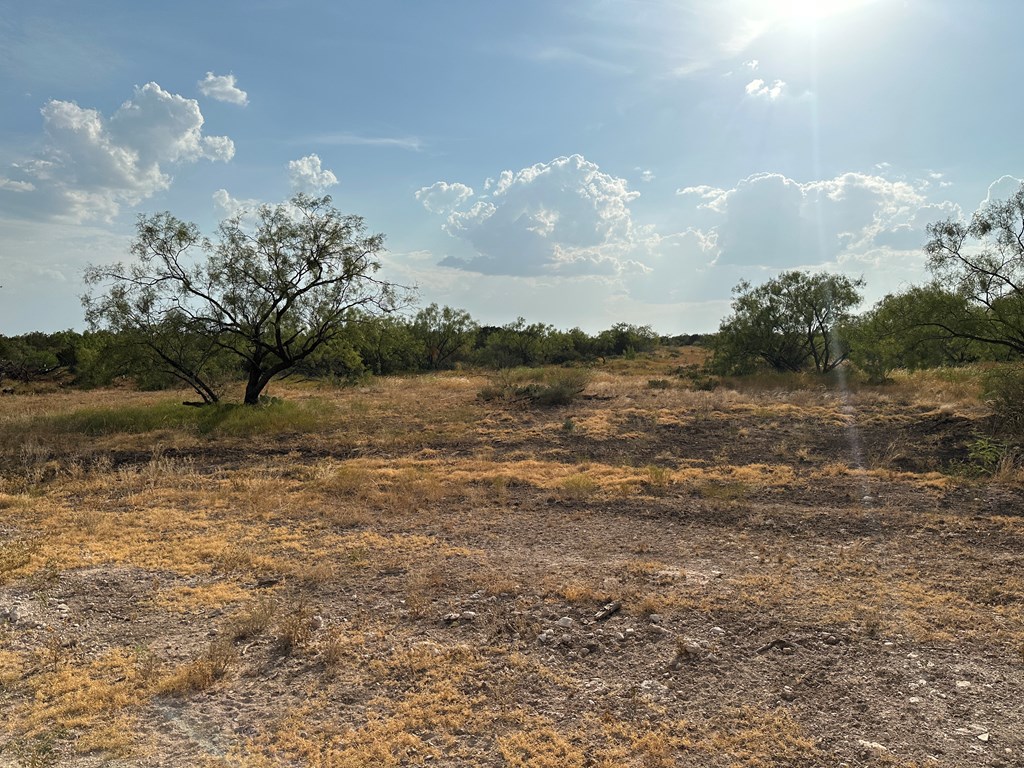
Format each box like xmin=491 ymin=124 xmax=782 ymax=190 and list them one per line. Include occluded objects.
xmin=1 ymin=347 xmax=1023 ymax=767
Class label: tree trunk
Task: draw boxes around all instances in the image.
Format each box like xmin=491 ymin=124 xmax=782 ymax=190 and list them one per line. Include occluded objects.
xmin=244 ymin=368 xmax=265 ymax=405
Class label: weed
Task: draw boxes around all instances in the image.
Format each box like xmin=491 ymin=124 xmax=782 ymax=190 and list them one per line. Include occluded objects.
xmin=320 ymin=630 xmax=364 ymax=674
xmin=645 ymin=465 xmax=672 ymax=489
xmin=223 ymin=598 xmax=276 ymax=642
xmin=560 ymin=473 xmax=600 ymax=499
xmin=0 ymin=538 xmax=37 ymax=583
xmin=273 ymin=602 xmax=315 ymax=656
xmin=159 ymin=640 xmax=236 ymax=694
xmin=0 ymin=735 xmax=59 ymax=768
xmin=967 ymin=435 xmax=1009 ymax=474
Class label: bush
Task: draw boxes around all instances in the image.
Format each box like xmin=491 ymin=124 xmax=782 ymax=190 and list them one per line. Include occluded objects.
xmin=478 ymin=367 xmax=591 ymax=406
xmin=982 ymin=364 xmax=1024 ymax=435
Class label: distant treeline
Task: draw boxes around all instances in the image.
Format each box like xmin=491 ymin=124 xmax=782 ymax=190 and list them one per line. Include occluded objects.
xmin=0 ymin=308 xmax=704 ymax=390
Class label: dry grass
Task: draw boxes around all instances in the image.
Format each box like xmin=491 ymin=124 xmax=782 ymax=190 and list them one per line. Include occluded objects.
xmin=0 ymin=365 xmax=1021 ymax=766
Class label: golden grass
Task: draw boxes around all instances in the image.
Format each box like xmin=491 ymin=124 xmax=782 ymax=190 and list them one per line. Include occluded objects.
xmin=0 ymin=365 xmax=1020 ymax=765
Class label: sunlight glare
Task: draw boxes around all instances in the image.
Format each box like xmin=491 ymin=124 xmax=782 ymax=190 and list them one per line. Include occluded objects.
xmin=774 ymin=0 xmax=870 ymax=30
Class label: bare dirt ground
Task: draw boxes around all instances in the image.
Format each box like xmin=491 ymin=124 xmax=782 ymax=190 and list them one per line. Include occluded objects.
xmin=1 ymin=361 xmax=1022 ymax=767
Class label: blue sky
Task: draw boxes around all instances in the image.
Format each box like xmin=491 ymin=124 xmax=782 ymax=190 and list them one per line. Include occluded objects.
xmin=1 ymin=0 xmax=1022 ymax=335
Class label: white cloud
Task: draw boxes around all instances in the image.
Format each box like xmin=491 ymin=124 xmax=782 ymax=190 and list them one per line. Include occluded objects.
xmin=981 ymin=174 xmax=1023 ymax=208
xmin=212 ymin=188 xmax=263 ymax=218
xmin=745 ymin=78 xmax=785 ymax=99
xmin=197 ymin=72 xmax=249 ymax=106
xmin=415 ymin=181 xmax=474 ymax=214
xmin=744 ymin=58 xmax=759 ymax=70
xmin=638 ymin=169 xmax=655 ymax=183
xmin=0 ymin=82 xmax=234 ymax=222
xmin=681 ymin=171 xmax=942 ymax=267
xmin=0 ymin=177 xmax=35 ymax=192
xmin=287 ymin=154 xmax=338 ymax=194
xmin=677 ymin=184 xmax=728 ymax=208
xmin=419 ymin=154 xmax=642 ymax=277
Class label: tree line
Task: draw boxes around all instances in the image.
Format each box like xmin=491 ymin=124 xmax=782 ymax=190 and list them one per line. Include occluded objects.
xmin=3 ymin=183 xmax=1024 ymax=401
xmin=0 ymin=314 xmax=665 ymax=395
xmin=710 ymin=183 xmax=1024 ymax=382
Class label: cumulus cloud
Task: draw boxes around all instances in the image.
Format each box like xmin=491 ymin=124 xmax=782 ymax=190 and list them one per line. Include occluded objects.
xmin=288 ymin=154 xmax=338 ymax=194
xmin=417 ymin=155 xmax=643 ymax=277
xmin=0 ymin=82 xmax=234 ymax=222
xmin=197 ymin=72 xmax=249 ymax=106
xmin=415 ymin=181 xmax=474 ymax=213
xmin=682 ymin=171 xmax=940 ymax=267
xmin=677 ymin=184 xmax=728 ymax=208
xmin=212 ymin=188 xmax=264 ymax=218
xmin=980 ymin=174 xmax=1023 ymax=208
xmin=745 ymin=78 xmax=785 ymax=99
xmin=0 ymin=177 xmax=35 ymax=192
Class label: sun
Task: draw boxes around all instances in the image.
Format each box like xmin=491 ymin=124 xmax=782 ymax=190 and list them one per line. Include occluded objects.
xmin=773 ymin=0 xmax=871 ymax=29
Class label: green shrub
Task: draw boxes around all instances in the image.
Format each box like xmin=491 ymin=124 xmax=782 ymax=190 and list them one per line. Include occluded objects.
xmin=477 ymin=367 xmax=591 ymax=407
xmin=982 ymin=364 xmax=1024 ymax=435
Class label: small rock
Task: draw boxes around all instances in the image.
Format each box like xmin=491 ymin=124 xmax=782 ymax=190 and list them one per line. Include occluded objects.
xmin=537 ymin=632 xmax=552 ymax=644
xmin=781 ymin=687 xmax=796 ymax=701
xmin=442 ymin=612 xmax=462 ymax=623
xmin=862 ymin=495 xmax=875 ymax=503
xmin=648 ymin=614 xmax=664 ymax=624
xmin=710 ymin=626 xmax=726 ymax=636
xmin=461 ymin=611 xmax=478 ymax=621
xmin=824 ymin=635 xmax=839 ymax=645
xmin=681 ymin=641 xmax=702 ymax=656
xmin=558 ymin=633 xmax=573 ymax=646
xmin=556 ymin=616 xmax=573 ymax=628
xmin=594 ymin=602 xmax=621 ymax=621
xmin=978 ymin=733 xmax=990 ymax=742
xmin=624 ymin=627 xmax=635 ymax=637
xmin=955 ymin=680 xmax=971 ymax=689
xmin=857 ymin=739 xmax=888 ymax=753
xmin=908 ymin=696 xmax=923 ymax=704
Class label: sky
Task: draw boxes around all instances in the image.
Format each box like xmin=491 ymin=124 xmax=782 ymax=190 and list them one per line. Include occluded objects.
xmin=1 ymin=0 xmax=1022 ymax=336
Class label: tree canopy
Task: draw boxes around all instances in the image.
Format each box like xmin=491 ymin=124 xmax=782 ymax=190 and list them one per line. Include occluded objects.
xmin=923 ymin=182 xmax=1024 ymax=355
xmin=84 ymin=194 xmax=405 ymax=404
xmin=711 ymin=271 xmax=863 ymax=375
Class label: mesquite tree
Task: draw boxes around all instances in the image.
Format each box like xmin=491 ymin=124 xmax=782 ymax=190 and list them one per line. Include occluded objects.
xmin=84 ymin=194 xmax=405 ymax=404
xmin=924 ymin=182 xmax=1024 ymax=355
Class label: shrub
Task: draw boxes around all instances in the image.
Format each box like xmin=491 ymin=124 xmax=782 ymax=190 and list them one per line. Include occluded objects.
xmin=478 ymin=367 xmax=590 ymax=406
xmin=982 ymin=364 xmax=1024 ymax=436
